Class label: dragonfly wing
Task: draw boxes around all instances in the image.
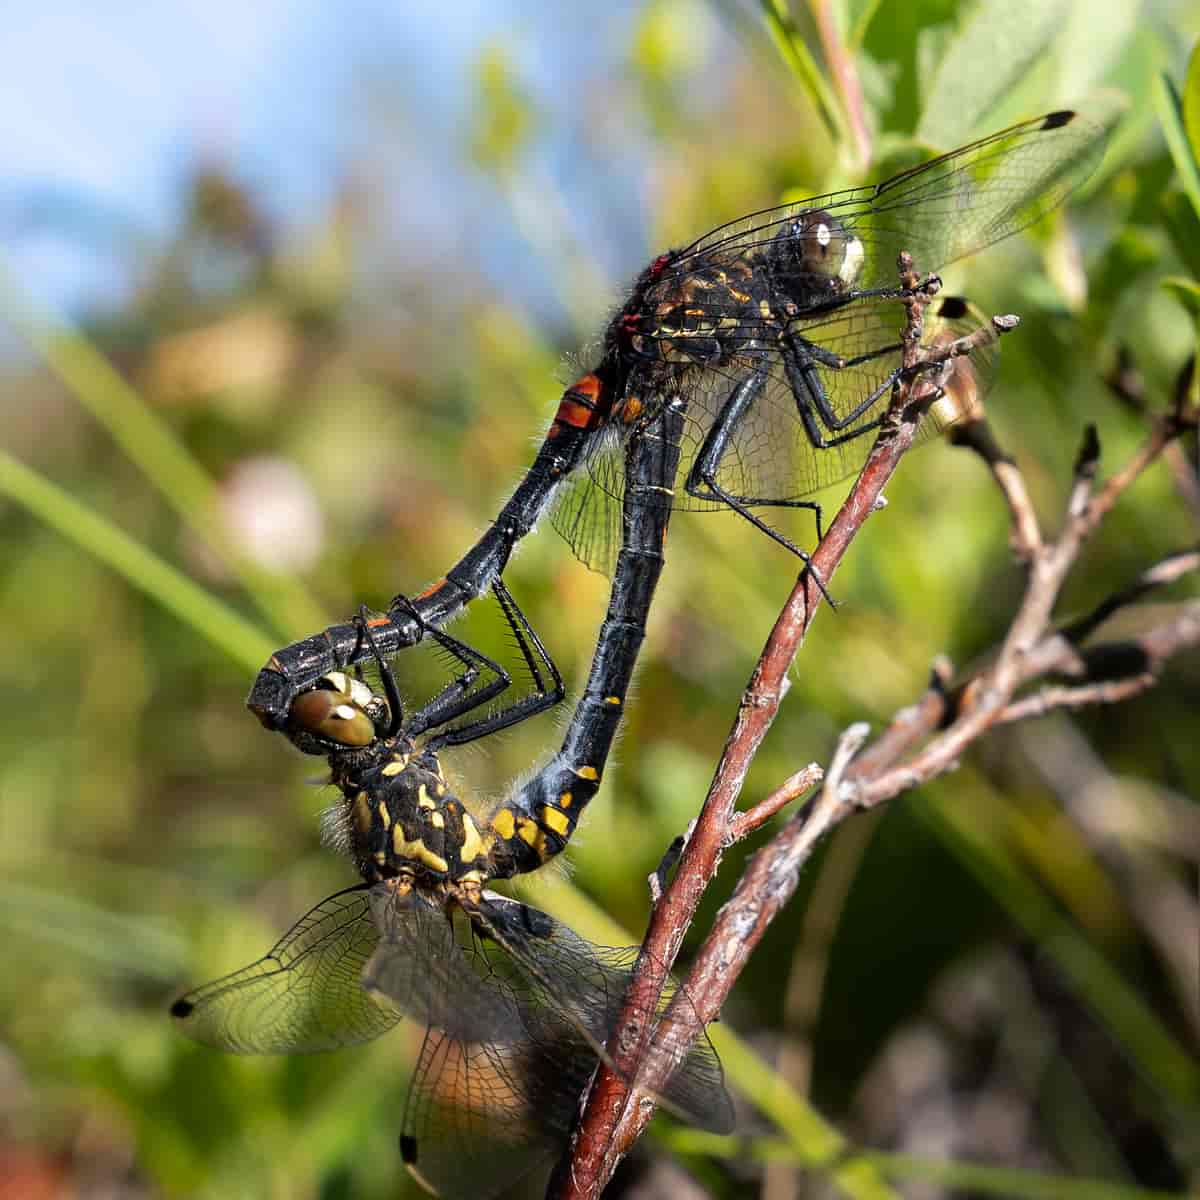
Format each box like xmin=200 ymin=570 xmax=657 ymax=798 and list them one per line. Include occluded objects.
xmin=366 ymin=887 xmax=593 ymax=1199
xmin=550 ymin=422 xmax=627 ymax=576
xmin=475 ymin=892 xmax=735 ymax=1134
xmin=170 ymin=885 xmax=402 ymax=1054
xmin=670 ymin=111 xmax=1106 ymax=291
xmin=399 ymin=1018 xmax=594 ymax=1200
xmin=364 ymin=884 xmax=526 ymax=1044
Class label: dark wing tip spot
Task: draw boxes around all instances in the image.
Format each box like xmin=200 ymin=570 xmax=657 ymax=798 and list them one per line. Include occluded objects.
xmin=937 ymin=296 xmax=970 ymax=319
xmin=1041 ymin=110 xmax=1076 ymax=130
xmin=170 ymin=997 xmax=195 ymax=1019
xmin=400 ymin=1135 xmax=418 ymax=1164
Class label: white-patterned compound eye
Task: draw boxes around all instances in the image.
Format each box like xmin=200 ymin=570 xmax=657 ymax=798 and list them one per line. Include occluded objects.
xmin=288 ymin=674 xmax=381 ymax=747
xmin=787 ymin=209 xmax=864 ymax=286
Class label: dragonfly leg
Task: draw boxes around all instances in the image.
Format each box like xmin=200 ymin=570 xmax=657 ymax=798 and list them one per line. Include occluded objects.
xmin=784 ymin=335 xmax=902 ymax=446
xmin=421 ymin=581 xmax=564 ymax=750
xmin=684 ymin=366 xmax=825 ymax=555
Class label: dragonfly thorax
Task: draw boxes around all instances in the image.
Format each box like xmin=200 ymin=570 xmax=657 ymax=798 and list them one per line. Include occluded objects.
xmin=334 ymin=746 xmax=494 ymax=885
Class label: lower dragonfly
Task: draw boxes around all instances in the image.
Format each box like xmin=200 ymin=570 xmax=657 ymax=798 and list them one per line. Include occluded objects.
xmin=173 ymin=406 xmax=726 ymax=1198
xmin=248 ymin=110 xmax=1105 ymax=730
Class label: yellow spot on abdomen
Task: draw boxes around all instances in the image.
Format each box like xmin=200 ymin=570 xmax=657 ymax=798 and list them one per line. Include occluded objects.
xmin=541 ymin=806 xmax=571 ymax=836
xmin=492 ymin=809 xmax=515 ymax=840
xmin=575 ymin=766 xmax=599 ymax=781
xmin=377 ymin=800 xmax=391 ymax=830
xmin=604 ymin=696 xmax=621 ymax=707
xmin=429 ymin=811 xmax=445 ymax=829
xmin=382 ymin=755 xmax=409 ymax=777
xmin=516 ymin=818 xmax=545 ymax=856
xmin=417 ymin=785 xmax=435 ymax=811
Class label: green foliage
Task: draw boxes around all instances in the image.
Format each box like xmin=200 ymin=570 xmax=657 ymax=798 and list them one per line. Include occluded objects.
xmin=2 ymin=3 xmax=1198 ymax=1198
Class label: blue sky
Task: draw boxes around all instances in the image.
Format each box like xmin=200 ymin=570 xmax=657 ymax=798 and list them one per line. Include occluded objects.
xmin=0 ymin=2 xmax=658 ymax=317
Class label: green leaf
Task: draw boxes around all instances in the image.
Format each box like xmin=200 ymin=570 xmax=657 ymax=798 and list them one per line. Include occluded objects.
xmin=917 ymin=0 xmax=1071 ymax=147
xmin=1154 ymin=71 xmax=1200 ymax=221
xmin=759 ymin=0 xmax=845 ymax=144
xmin=1161 ymin=275 xmax=1200 ymax=318
xmin=1181 ymin=38 xmax=1200 ymax=161
xmin=1161 ymin=191 xmax=1200 ymax=279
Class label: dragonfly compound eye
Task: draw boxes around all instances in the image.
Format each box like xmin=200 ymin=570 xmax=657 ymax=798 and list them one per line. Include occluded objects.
xmin=288 ymin=673 xmax=384 ymax=747
xmin=787 ymin=210 xmax=864 ymax=287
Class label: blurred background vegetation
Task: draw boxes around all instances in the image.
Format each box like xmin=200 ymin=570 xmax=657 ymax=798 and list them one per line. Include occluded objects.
xmin=1 ymin=2 xmax=1198 ymax=1198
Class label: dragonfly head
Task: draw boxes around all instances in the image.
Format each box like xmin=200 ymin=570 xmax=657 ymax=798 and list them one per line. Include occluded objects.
xmin=285 ymin=671 xmax=391 ymax=756
xmin=777 ymin=208 xmax=864 ymax=295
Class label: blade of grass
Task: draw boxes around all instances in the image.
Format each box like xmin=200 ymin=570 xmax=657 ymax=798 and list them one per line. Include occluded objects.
xmin=0 ymin=450 xmax=273 ymax=673
xmin=0 ymin=258 xmax=327 ymax=641
xmin=1154 ymin=72 xmax=1200 ymax=222
xmin=921 ymin=785 xmax=1200 ymax=1109
xmin=761 ymin=0 xmax=846 ymax=145
xmin=666 ymin=1133 xmax=1187 ymax=1199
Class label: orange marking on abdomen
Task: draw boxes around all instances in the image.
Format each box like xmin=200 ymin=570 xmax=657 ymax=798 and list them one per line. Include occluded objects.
xmin=414 ymin=578 xmax=449 ymax=601
xmin=551 ymin=372 xmax=609 ymax=431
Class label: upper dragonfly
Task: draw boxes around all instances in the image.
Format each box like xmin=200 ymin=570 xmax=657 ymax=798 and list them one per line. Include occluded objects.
xmin=249 ymin=110 xmax=1105 ymax=728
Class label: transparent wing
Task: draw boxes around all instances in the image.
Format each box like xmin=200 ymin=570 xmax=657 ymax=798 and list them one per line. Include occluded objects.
xmin=474 ymin=892 xmax=734 ymax=1135
xmin=382 ymin=890 xmax=732 ymax=1199
xmin=170 ymin=885 xmax=402 ymax=1054
xmin=399 ymin=1014 xmax=594 ymax=1200
xmin=668 ymin=110 xmax=1105 ymax=289
xmin=550 ymin=422 xmax=627 ymax=576
xmin=363 ymin=885 xmax=526 ymax=1044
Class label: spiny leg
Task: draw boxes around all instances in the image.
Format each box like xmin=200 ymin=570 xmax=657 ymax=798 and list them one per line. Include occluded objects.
xmin=425 ymin=581 xmax=565 ymax=751
xmin=683 ymin=366 xmax=832 ymax=601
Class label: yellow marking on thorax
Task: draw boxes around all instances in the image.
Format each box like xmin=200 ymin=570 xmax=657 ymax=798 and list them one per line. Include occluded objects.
xmin=381 ymin=754 xmax=409 ymax=777
xmin=429 ymin=811 xmax=445 ymax=829
xmin=377 ymin=800 xmax=391 ymax=830
xmin=491 ymin=809 xmax=515 ymax=840
xmin=459 ymin=812 xmax=486 ymax=863
xmin=392 ymin=826 xmax=449 ymax=875
xmin=353 ymin=792 xmax=372 ymax=835
xmin=417 ymin=785 xmax=436 ymax=811
xmin=541 ymin=806 xmax=571 ymax=837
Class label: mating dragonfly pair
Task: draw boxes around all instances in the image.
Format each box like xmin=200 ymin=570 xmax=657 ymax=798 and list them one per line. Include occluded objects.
xmin=174 ymin=111 xmax=1105 ymax=1197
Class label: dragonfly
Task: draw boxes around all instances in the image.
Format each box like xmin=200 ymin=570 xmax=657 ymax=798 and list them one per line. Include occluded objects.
xmin=174 ymin=408 xmax=720 ymax=1198
xmin=248 ymin=110 xmax=1104 ymax=736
